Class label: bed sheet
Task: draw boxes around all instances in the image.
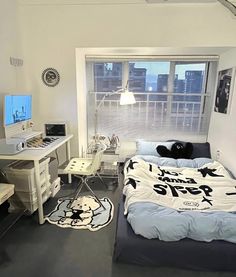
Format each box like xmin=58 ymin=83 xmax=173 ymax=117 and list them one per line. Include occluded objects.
xmin=113 ymin=195 xmax=236 ymax=271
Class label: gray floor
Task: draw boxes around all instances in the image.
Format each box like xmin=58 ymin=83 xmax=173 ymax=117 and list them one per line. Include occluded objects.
xmin=0 ymin=176 xmax=236 ymax=277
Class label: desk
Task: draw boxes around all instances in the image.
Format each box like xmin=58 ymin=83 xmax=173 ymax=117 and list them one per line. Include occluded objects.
xmin=0 ymin=134 xmax=73 ymax=224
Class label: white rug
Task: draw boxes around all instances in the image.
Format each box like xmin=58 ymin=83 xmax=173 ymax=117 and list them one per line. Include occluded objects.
xmin=46 ymin=196 xmax=114 ymax=231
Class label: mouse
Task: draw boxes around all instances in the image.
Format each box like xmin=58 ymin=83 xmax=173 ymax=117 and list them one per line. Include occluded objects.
xmin=43 ymin=137 xmax=52 ymax=143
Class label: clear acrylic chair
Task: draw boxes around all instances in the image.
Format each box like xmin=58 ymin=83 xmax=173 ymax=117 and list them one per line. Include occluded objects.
xmin=63 ymin=143 xmax=107 ymax=209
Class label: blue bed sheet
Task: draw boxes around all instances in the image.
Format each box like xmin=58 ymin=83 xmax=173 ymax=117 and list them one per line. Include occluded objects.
xmin=127 ymin=202 xmax=236 ymax=242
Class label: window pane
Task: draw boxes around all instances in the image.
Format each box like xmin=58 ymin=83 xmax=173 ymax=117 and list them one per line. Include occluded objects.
xmin=172 ymin=63 xmax=206 ymax=129
xmin=129 ymin=62 xmax=170 ymax=93
xmin=94 ymin=62 xmax=122 ymax=92
xmin=174 ymin=63 xmax=206 ymax=102
xmin=87 ymin=60 xmax=211 ymax=143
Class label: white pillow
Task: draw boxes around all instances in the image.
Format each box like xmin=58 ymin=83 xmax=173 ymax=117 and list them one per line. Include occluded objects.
xmin=136 ymin=140 xmax=175 ymax=156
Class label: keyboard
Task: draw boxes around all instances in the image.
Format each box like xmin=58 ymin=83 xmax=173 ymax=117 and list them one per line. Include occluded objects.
xmin=26 ymin=137 xmax=59 ymax=149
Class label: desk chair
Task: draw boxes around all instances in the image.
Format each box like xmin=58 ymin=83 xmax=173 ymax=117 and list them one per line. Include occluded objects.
xmin=64 ymin=143 xmax=107 ymax=209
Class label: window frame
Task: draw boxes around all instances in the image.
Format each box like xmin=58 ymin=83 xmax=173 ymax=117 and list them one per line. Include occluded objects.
xmin=76 ymin=48 xmax=218 ymax=156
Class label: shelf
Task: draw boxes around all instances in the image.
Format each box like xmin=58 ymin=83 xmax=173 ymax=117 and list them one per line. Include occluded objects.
xmin=0 ymin=183 xmax=14 ymax=205
xmin=100 ymin=161 xmax=118 ymax=177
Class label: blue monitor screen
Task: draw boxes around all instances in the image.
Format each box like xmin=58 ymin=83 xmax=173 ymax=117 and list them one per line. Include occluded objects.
xmin=4 ymin=95 xmax=32 ymax=126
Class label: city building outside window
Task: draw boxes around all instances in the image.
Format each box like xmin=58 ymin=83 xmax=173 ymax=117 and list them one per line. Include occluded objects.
xmin=86 ymin=59 xmax=212 ymax=143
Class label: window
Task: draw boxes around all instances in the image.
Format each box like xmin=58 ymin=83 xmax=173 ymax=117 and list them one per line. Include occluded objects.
xmin=94 ymin=62 xmax=122 ymax=93
xmin=86 ymin=58 xmax=213 ymax=142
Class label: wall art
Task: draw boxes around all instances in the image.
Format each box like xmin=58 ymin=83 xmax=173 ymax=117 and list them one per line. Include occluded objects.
xmin=214 ymin=67 xmax=235 ymax=114
xmin=42 ymin=68 xmax=60 ymax=87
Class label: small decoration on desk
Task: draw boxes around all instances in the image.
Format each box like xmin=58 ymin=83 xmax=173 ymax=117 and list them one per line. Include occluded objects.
xmin=88 ymin=134 xmax=110 ymax=153
xmin=42 ymin=68 xmax=60 ymax=87
xmin=109 ymin=134 xmax=119 ymax=149
xmin=104 ymin=134 xmax=119 ymax=154
xmin=94 ymin=134 xmax=110 ymax=147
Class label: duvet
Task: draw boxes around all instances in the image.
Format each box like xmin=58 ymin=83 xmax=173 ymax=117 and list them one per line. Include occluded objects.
xmin=123 ymin=156 xmax=236 ymax=242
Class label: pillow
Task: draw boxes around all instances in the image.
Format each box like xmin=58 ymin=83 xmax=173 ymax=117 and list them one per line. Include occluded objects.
xmin=193 ymin=158 xmax=213 ymax=168
xmin=136 ymin=140 xmax=174 ymax=156
xmin=134 ymin=155 xmax=213 ymax=168
xmin=191 ymin=142 xmax=211 ymax=159
xmin=177 ymin=158 xmax=212 ymax=168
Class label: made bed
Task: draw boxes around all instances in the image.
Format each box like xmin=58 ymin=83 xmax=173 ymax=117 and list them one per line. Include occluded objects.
xmin=113 ymin=140 xmax=236 ymax=272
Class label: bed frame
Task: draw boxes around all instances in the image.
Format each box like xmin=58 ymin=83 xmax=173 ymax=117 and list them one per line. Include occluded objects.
xmin=113 ymin=176 xmax=236 ymax=272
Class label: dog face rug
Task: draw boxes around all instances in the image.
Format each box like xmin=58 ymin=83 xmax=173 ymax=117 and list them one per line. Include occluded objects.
xmin=46 ymin=196 xmax=114 ymax=231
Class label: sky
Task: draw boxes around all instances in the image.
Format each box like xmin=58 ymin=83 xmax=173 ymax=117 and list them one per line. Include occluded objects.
xmin=135 ymin=62 xmax=206 ymax=80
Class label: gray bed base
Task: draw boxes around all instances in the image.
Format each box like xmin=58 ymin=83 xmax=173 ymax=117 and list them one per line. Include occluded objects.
xmin=113 ymin=196 xmax=236 ymax=272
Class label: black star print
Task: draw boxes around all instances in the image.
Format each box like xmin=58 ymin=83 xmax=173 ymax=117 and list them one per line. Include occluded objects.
xmin=126 ymin=159 xmax=138 ymax=173
xmin=70 ymin=209 xmax=84 ymax=220
xmin=202 ymin=196 xmax=213 ymax=206
xmin=125 ymin=178 xmax=140 ymax=189
xmin=198 ymin=167 xmax=224 ymax=178
xmin=226 ymin=187 xmax=236 ymax=196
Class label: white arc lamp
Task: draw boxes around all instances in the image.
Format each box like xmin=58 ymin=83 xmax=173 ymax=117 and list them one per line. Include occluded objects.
xmin=94 ymin=81 xmax=136 ymax=141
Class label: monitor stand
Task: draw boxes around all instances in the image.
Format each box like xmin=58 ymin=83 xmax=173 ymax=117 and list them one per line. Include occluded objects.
xmin=4 ymin=121 xmax=42 ymax=141
xmin=11 ymin=130 xmax=42 ymax=141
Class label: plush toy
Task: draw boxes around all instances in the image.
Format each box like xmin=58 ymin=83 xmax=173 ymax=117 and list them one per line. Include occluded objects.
xmin=156 ymin=141 xmax=193 ymax=159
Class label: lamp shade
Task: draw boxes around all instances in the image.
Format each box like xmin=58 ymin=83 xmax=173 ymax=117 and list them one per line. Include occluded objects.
xmin=119 ymin=90 xmax=136 ymax=105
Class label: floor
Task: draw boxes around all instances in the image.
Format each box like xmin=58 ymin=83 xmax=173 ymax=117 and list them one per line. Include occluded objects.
xmin=0 ymin=175 xmax=236 ymax=277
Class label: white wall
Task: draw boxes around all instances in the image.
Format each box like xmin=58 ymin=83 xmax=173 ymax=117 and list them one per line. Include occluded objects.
xmin=0 ymin=0 xmax=26 ymax=138
xmin=0 ymin=0 xmax=27 ymax=167
xmin=208 ymin=48 xmax=236 ymax=176
xmin=0 ymin=0 xmax=18 ymax=93
xmin=18 ymin=2 xmax=236 ymax=155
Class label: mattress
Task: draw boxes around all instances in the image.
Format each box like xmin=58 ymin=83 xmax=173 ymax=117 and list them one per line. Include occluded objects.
xmin=113 ymin=143 xmax=236 ymax=271
xmin=113 ymin=195 xmax=236 ymax=271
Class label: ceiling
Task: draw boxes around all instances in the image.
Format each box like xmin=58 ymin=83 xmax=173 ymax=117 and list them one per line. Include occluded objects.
xmin=17 ymin=0 xmax=229 ymax=3
xmin=18 ymin=0 xmax=236 ymax=16
xmin=146 ymin=0 xmax=217 ymax=2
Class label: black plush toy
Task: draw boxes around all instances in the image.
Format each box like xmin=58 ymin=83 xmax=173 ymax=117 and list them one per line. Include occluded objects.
xmin=156 ymin=142 xmax=193 ymax=159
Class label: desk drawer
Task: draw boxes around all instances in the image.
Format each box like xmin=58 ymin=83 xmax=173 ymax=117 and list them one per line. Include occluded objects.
xmin=8 ymin=190 xmax=50 ymax=214
xmin=3 ymin=158 xmax=50 ymax=192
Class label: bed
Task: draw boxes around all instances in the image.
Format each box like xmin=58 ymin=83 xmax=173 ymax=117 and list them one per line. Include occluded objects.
xmin=113 ymin=140 xmax=236 ymax=271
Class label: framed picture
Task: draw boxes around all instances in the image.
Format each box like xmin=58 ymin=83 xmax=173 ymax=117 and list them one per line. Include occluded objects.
xmin=214 ymin=67 xmax=235 ymax=114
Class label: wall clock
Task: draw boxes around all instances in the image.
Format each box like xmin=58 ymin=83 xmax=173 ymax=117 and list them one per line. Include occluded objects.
xmin=42 ymin=68 xmax=60 ymax=87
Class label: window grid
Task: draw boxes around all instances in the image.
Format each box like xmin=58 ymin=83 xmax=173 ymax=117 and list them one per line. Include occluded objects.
xmin=87 ymin=60 xmax=211 ymax=141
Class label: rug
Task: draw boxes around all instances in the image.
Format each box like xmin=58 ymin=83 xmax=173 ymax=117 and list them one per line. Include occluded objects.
xmin=46 ymin=196 xmax=114 ymax=231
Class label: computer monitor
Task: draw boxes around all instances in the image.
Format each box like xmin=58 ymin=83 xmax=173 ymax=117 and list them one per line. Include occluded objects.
xmin=4 ymin=95 xmax=32 ymax=126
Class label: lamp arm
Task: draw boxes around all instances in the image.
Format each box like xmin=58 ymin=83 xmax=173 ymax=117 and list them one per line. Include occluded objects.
xmin=95 ymin=90 xmax=121 ymax=111
xmin=94 ymin=90 xmax=122 ymax=137
xmin=94 ymin=80 xmax=132 ymax=141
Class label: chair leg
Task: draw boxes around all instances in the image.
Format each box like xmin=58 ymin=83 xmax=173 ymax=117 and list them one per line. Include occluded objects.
xmin=85 ymin=177 xmax=106 ymax=210
xmin=69 ymin=176 xmax=85 ymax=208
xmin=69 ymin=175 xmax=106 ymax=210
xmin=96 ymin=172 xmax=108 ymax=189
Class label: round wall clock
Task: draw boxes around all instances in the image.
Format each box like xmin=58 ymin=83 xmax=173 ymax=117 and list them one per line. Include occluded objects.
xmin=42 ymin=68 xmax=60 ymax=87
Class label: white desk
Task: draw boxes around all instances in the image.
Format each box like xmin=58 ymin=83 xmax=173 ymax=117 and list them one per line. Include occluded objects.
xmin=0 ymin=134 xmax=73 ymax=224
